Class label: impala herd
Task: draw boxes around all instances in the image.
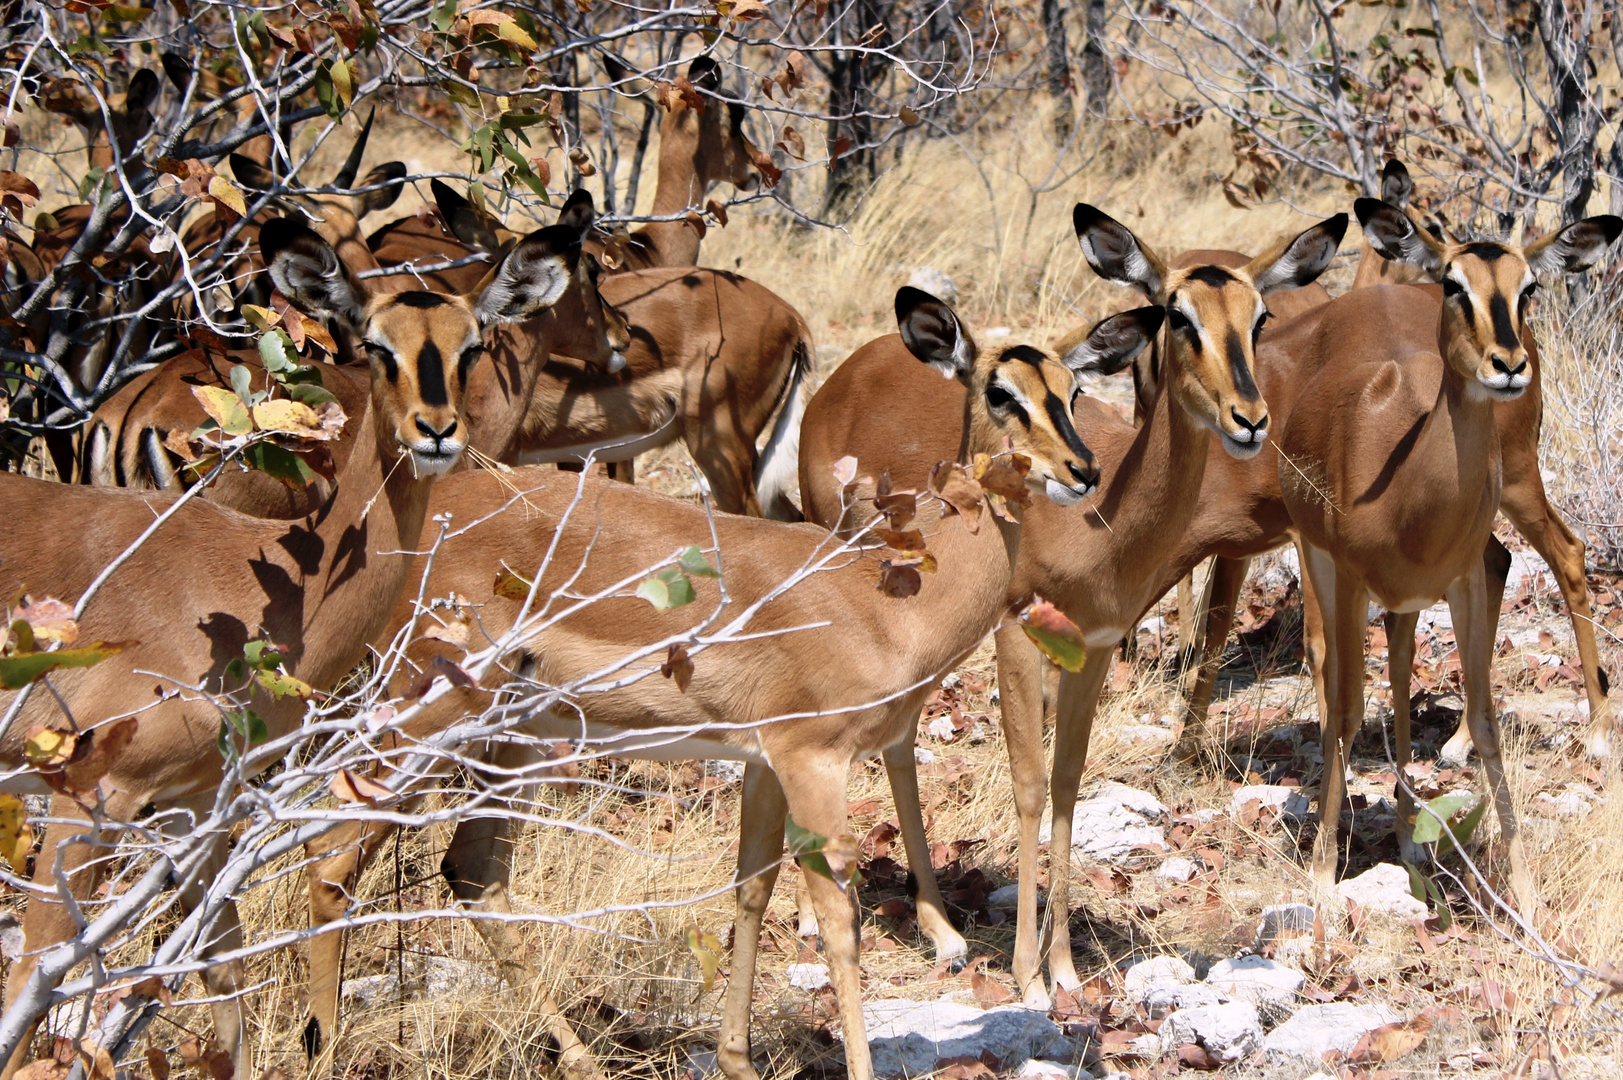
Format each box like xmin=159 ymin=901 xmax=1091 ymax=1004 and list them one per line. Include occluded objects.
xmin=0 ymin=66 xmax=1619 ymax=1080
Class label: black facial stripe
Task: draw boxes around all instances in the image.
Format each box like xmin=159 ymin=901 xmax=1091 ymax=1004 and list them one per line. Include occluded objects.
xmin=1462 ymin=242 xmax=1508 ymax=262
xmin=1225 ymin=328 xmax=1261 ymax=402
xmin=1488 ymin=292 xmax=1519 ymax=351
xmin=1045 ymin=392 xmax=1089 ymax=457
xmin=368 ymin=344 xmax=397 ymax=382
xmin=417 ymin=340 xmax=448 ymax=407
xmin=1186 ymin=265 xmax=1235 ymax=288
xmin=393 ymin=291 xmax=448 ymax=309
xmin=999 ymin=345 xmax=1047 ymax=367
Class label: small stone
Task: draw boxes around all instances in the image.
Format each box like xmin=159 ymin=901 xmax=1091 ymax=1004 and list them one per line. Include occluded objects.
xmin=1119 ymin=724 xmax=1176 ymax=749
xmin=1142 ymin=982 xmax=1227 ymax=1019
xmin=1122 ymin=955 xmax=1196 ymax=1002
xmin=1038 ymin=782 xmax=1169 ymax=863
xmin=1230 ymin=784 xmax=1311 ymax=821
xmin=1204 ymin=955 xmax=1303 ymax=1008
xmin=1263 ymin=1002 xmax=1403 ymax=1060
xmin=907 ymin=266 xmax=960 ymax=305
xmin=1158 ymin=1001 xmax=1263 ymax=1063
xmin=988 ymin=884 xmax=1022 ymax=909
xmin=862 ymin=997 xmax=1077 ymax=1077
xmin=787 ymin=963 xmax=831 ymax=991
xmin=1157 ymin=857 xmax=1197 ymax=883
xmin=1017 ymin=1061 xmax=1091 ymax=1080
xmin=706 ymin=760 xmax=745 ymax=782
xmin=927 ymin=715 xmax=958 ymax=741
xmin=1337 ymin=863 xmax=1429 ymax=920
xmin=1255 ymin=903 xmax=1317 ymax=946
xmin=914 ymin=747 xmax=937 ymax=765
xmin=1533 ymin=791 xmax=1593 ymax=818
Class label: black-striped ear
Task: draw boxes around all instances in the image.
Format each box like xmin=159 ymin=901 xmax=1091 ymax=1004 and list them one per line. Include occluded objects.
xmin=261 ymin=218 xmax=368 ymax=331
xmin=1247 ymin=212 xmax=1348 ymax=296
xmin=352 ymin=163 xmax=408 ymax=217
xmin=1073 ymin=203 xmax=1168 ymax=302
xmin=1525 ymin=215 xmax=1623 ymax=278
xmin=1356 ymin=198 xmax=1443 ymax=279
xmin=896 ymin=286 xmax=975 ymax=380
xmin=433 ymin=178 xmax=504 ymax=253
xmin=555 ymin=188 xmax=596 ymax=233
xmin=470 ymin=224 xmax=580 ymax=326
xmin=125 ymin=68 xmax=160 ymax=112
xmin=1061 ymin=306 xmax=1165 ymax=377
xmin=688 ymin=55 xmax=722 ymax=95
xmin=1380 ymin=159 xmax=1413 ymax=208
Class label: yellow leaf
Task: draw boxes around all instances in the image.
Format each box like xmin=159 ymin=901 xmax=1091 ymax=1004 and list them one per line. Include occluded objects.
xmin=24 ymin=726 xmax=74 ymax=768
xmin=207 ymin=176 xmax=247 ymax=217
xmin=331 ymin=58 xmax=354 ymax=109
xmin=241 ymin=304 xmax=280 ymax=332
xmin=496 ymin=19 xmax=536 ymax=50
xmin=0 ymin=795 xmax=32 ymax=874
xmin=685 ymin=928 xmax=723 ymax=992
xmin=192 ymin=385 xmax=252 ymax=436
xmin=251 ymin=398 xmax=323 ymax=437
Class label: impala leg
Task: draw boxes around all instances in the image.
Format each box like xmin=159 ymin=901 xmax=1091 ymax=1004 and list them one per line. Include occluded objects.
xmin=1 ymin=793 xmax=142 ymax=1080
xmin=167 ymin=796 xmax=249 ymax=1080
xmin=776 ymin=753 xmax=870 ymax=1080
xmin=1445 ymin=562 xmax=1536 ymax=920
xmin=605 ymin=458 xmax=636 ymax=484
xmin=881 ymin=728 xmax=967 ymax=966
xmin=1041 ymin=649 xmax=1112 ymax=994
xmin=687 ymin=429 xmax=762 ymax=518
xmin=716 ymin=764 xmax=787 ymax=1080
xmin=1304 ymin=544 xmax=1363 ymax=903
xmin=1176 ymin=571 xmax=1197 ymax=672
xmin=993 ymin=624 xmax=1051 ymax=1008
xmin=1501 ymin=468 xmax=1613 ymax=758
xmin=1386 ymin=611 xmax=1422 ymax=866
xmin=1176 ymin=555 xmax=1250 ymax=766
xmin=1439 ymin=538 xmax=1511 ymax=766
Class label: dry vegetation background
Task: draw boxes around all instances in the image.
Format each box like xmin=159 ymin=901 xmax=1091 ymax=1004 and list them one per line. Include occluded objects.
xmin=9 ymin=0 xmax=1623 ymax=1077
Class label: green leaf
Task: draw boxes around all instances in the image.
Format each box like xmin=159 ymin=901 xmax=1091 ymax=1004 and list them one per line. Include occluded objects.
xmin=243 ymin=640 xmax=283 ymax=670
xmin=1411 ymin=792 xmax=1475 ymax=845
xmin=785 ymin=814 xmax=833 ymax=882
xmin=0 ymin=642 xmax=130 ymax=690
xmin=286 ymin=382 xmax=337 ymax=407
xmin=1019 ymin=599 xmax=1086 ymax=673
xmin=1440 ymin=796 xmax=1489 ymax=853
xmin=255 ymin=668 xmax=312 ymax=700
xmin=106 ymin=4 xmax=153 ymax=22
xmin=678 ymin=546 xmax=720 ymax=579
xmin=259 ymin=330 xmax=298 ymax=373
xmin=636 ymin=566 xmax=695 ymax=611
xmin=315 ymin=61 xmax=341 ymax=119
xmin=223 ymin=657 xmax=247 ymax=687
xmin=244 ymin=442 xmax=319 ymax=488
xmin=1402 ymin=859 xmax=1429 ymax=904
xmin=1423 ymin=874 xmax=1451 ymax=931
xmin=77 ymin=167 xmax=107 ymax=201
xmin=230 ymin=364 xmax=255 ymax=407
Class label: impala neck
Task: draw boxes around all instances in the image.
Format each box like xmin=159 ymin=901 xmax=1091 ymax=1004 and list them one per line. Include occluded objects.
xmin=1433 ymin=318 xmax=1500 ymax=478
xmin=630 ymin=110 xmax=711 ymax=267
xmin=462 ymin=318 xmax=554 ymax=462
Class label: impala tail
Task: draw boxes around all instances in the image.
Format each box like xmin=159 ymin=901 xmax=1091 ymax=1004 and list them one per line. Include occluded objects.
xmin=754 ymin=326 xmax=812 ymax=521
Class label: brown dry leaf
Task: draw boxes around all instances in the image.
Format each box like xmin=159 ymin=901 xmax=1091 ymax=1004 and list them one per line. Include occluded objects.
xmin=899 ymin=105 xmax=920 ymax=126
xmin=705 ymin=198 xmax=728 ymax=227
xmin=75 ymin=1039 xmax=113 ymax=1080
xmin=682 ymin=210 xmax=706 ymax=239
xmin=163 ymin=429 xmax=200 ymax=463
xmin=177 ymin=1036 xmax=205 ymax=1070
xmin=661 ymin=643 xmax=694 ymax=691
xmin=927 ymin=461 xmax=983 ymax=533
xmin=876 ymin=529 xmax=926 ymax=552
xmin=878 ymin=560 xmax=921 ymax=599
xmin=828 ymin=135 xmax=851 ymax=170
xmin=729 ymin=0 xmax=769 ymax=18
xmin=673 ymin=74 xmax=705 ymax=113
xmin=430 ymin=654 xmax=477 ymax=689
xmin=329 ymin=768 xmax=395 ymax=807
xmin=421 ymin=620 xmax=469 ymax=648
xmin=1348 ymin=1013 xmax=1433 ymax=1064
xmin=967 ymin=970 xmax=1012 ymax=1007
xmin=777 ymin=126 xmax=806 ymax=159
xmin=61 ymin=717 xmax=139 ymax=793
xmin=145 ymin=1045 xmax=170 ymax=1080
xmin=16 ymin=598 xmax=77 ymax=646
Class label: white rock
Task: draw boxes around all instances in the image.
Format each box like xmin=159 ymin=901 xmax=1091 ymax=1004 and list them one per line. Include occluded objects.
xmin=907 ymin=267 xmax=960 ymax=305
xmin=862 ymin=997 xmax=1076 ymax=1077
xmin=1337 ymin=863 xmax=1429 ymax=920
xmin=1205 ymin=955 xmax=1303 ymax=1008
xmin=1139 ymin=616 xmax=1169 ymax=638
xmin=1017 ymin=1060 xmax=1092 ymax=1080
xmin=940 ymin=673 xmax=962 ymax=691
xmin=1157 ymin=857 xmax=1197 ymax=883
xmin=1159 ymin=1001 xmax=1263 ymax=1063
xmin=1122 ymin=955 xmax=1195 ymax=1002
xmin=1263 ymin=1002 xmax=1403 ymax=1060
xmin=914 ymin=747 xmax=937 ymax=765
xmin=1534 ymin=791 xmax=1593 ymax=818
xmin=1418 ymin=604 xmax=1452 ymax=632
xmin=1038 ymin=782 xmax=1169 ymax=863
xmin=1143 ymin=982 xmax=1228 ymax=1019
xmin=1230 ymin=784 xmax=1311 ymax=821
xmin=1504 ymin=550 xmax=1553 ymax=594
xmin=1256 ymin=903 xmax=1317 ymax=945
xmin=1120 ymin=724 xmax=1176 ymax=749
xmin=706 ymin=760 xmax=746 ymax=782
xmin=987 ymin=884 xmax=1022 ymax=909
xmin=927 ymin=715 xmax=958 ymax=741
xmin=788 ymin=963 xmax=832 ymax=991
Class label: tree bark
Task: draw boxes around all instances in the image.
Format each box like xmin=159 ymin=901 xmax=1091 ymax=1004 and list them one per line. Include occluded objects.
xmin=1080 ymin=0 xmax=1109 ymax=117
xmin=1042 ymin=0 xmax=1074 ymax=139
xmin=825 ymin=0 xmax=893 ymax=211
xmin=1534 ymin=0 xmax=1600 ymax=226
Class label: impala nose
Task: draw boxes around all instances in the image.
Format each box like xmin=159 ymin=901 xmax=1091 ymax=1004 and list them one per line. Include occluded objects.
xmin=1068 ymin=460 xmax=1100 ymax=490
xmin=1230 ymin=408 xmax=1269 ymax=442
xmin=416 ymin=417 xmax=459 ymax=448
xmin=1490 ymin=352 xmax=1527 ymax=379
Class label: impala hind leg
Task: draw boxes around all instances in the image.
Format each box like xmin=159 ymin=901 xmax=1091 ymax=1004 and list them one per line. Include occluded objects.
xmin=166 ymin=795 xmax=250 ymax=1080
xmin=0 ymin=793 xmax=143 ymax=1080
xmin=881 ymin=728 xmax=968 ymax=968
xmin=1439 ymin=538 xmax=1511 ymax=766
xmin=1445 ymin=562 xmax=1535 ymax=919
xmin=717 ymin=764 xmax=787 ymax=1080
xmin=1385 ymin=611 xmax=1422 ymax=866
xmin=993 ymin=624 xmax=1052 ymax=1008
xmin=1303 ymin=544 xmax=1363 ymax=905
xmin=776 ymin=754 xmax=871 ymax=1080
xmin=1041 ymin=649 xmax=1113 ymax=994
xmin=1176 ymin=556 xmax=1250 ymax=765
xmin=687 ymin=428 xmax=763 ymax=518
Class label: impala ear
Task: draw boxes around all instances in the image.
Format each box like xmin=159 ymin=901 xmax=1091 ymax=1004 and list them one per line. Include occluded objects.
xmin=687 ymin=55 xmax=722 ymax=95
xmin=896 ymin=286 xmax=975 ymax=379
xmin=230 ymin=153 xmax=277 ymax=192
xmin=433 ymin=178 xmax=504 ymax=253
xmin=160 ymin=51 xmax=192 ymax=92
xmin=1247 ymin=213 xmax=1347 ymax=296
xmin=555 ymin=188 xmax=596 ymax=234
xmin=1356 ymin=198 xmax=1444 ymax=279
xmin=260 ymin=217 xmax=368 ymax=331
xmin=1061 ymin=306 xmax=1165 ymax=377
xmin=352 ymin=162 xmax=407 ymax=217
xmin=471 ymin=225 xmax=579 ymax=326
xmin=1380 ymin=159 xmax=1413 ymax=208
xmin=125 ymin=68 xmax=160 ymax=113
xmin=1524 ymin=215 xmax=1623 ymax=278
xmin=1072 ymin=203 xmax=1167 ymax=302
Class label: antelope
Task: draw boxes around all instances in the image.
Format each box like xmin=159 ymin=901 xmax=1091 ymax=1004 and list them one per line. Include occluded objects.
xmin=1179 ymin=161 xmax=1616 ymax=764
xmin=0 ymin=214 xmax=580 ymax=1080
xmin=799 ymin=206 xmax=1347 ymax=1003
xmin=1275 ymin=198 xmax=1620 ymax=915
xmin=82 ymin=191 xmax=630 ymax=518
xmin=371 ymin=183 xmax=811 ymax=520
xmin=294 ymin=289 xmax=1143 ymax=1080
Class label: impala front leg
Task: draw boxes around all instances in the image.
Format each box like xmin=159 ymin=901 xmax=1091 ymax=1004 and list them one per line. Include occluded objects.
xmin=1385 ymin=611 xmax=1421 ymax=865
xmin=880 ymin=726 xmax=967 ymax=967
xmin=993 ymin=623 xmax=1051 ymax=1008
xmin=717 ymin=764 xmax=787 ymax=1080
xmin=1177 ymin=556 xmax=1250 ymax=765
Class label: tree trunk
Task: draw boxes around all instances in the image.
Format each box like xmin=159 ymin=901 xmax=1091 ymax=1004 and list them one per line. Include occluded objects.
xmin=1534 ymin=0 xmax=1599 ymax=226
xmin=1080 ymin=0 xmax=1109 ymax=117
xmin=1042 ymin=0 xmax=1073 ymax=140
xmin=825 ymin=0 xmax=892 ymax=212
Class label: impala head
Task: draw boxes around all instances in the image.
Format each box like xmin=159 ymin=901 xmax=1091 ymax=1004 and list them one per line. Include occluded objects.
xmin=677 ymin=56 xmax=762 ymax=193
xmin=1377 ymin=159 xmax=1451 ymax=245
xmin=1357 ymin=198 xmax=1622 ymax=400
xmin=432 ymin=184 xmax=630 ymax=372
xmin=1073 ymin=203 xmax=1346 ymax=460
xmin=231 ymin=108 xmax=407 ymax=220
xmin=262 ymin=214 xmax=581 ymax=473
xmin=896 ymin=288 xmax=1156 ymax=505
xmin=44 ymin=68 xmax=160 ymax=171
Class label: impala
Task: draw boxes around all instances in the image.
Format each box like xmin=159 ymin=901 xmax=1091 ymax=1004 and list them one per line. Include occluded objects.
xmin=800 ymin=206 xmax=1346 ymax=1003
xmin=0 ymin=214 xmax=578 ymax=1080
xmin=293 ymin=289 xmax=1151 ymax=1080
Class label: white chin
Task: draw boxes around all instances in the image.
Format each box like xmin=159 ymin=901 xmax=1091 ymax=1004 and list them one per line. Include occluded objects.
xmin=410 ymin=448 xmax=463 ymax=475
xmin=1044 ymin=478 xmax=1090 ymax=506
xmin=607 ymin=351 xmax=628 ymax=374
xmin=1220 ymin=433 xmax=1266 ymax=460
xmin=1477 ymin=377 xmax=1528 ymax=401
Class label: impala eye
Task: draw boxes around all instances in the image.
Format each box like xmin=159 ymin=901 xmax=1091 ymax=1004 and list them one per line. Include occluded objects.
xmin=987 ymin=384 xmax=1015 ymax=410
xmin=364 ymin=341 xmax=397 ymax=380
xmin=459 ymin=344 xmax=484 ymax=376
xmin=1442 ymin=278 xmax=1464 ymax=298
xmin=1167 ymin=309 xmax=1192 ymax=333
